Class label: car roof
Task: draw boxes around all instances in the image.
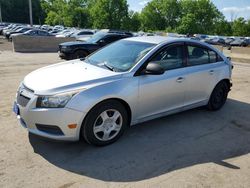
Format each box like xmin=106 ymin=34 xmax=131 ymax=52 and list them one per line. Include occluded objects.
xmin=124 ymin=36 xmax=184 ymax=44
xmin=125 ymin=36 xmax=217 ymax=47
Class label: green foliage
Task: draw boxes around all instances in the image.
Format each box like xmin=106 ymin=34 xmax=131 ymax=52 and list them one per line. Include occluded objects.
xmin=214 ymin=20 xmax=232 ymax=36
xmin=41 ymin=0 xmax=90 ymax=27
xmin=176 ymin=13 xmax=197 ymax=34
xmin=232 ymin=17 xmax=249 ymax=37
xmin=89 ymin=0 xmax=128 ymax=29
xmin=122 ymin=11 xmax=141 ymax=31
xmin=177 ymin=0 xmax=224 ymax=34
xmin=140 ymin=0 xmax=180 ymax=31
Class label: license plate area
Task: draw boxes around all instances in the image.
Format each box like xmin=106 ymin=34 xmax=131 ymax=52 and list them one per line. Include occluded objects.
xmin=13 ymin=102 xmax=20 ymax=115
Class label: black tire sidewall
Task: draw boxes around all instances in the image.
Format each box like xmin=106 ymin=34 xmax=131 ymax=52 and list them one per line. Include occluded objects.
xmin=208 ymin=82 xmax=228 ymax=111
xmin=74 ymin=50 xmax=88 ymax=59
xmin=82 ymin=100 xmax=128 ymax=146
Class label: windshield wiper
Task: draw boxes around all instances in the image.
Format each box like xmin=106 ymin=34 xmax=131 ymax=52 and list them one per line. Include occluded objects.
xmin=103 ymin=62 xmax=115 ymax=72
xmin=80 ymin=57 xmax=86 ymax=61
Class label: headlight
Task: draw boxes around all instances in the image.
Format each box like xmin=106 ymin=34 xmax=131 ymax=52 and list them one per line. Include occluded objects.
xmin=36 ymin=91 xmax=78 ymax=108
xmin=61 ymin=46 xmax=69 ymax=49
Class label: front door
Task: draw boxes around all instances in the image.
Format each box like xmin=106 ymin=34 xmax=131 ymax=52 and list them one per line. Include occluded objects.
xmin=137 ymin=44 xmax=188 ymax=120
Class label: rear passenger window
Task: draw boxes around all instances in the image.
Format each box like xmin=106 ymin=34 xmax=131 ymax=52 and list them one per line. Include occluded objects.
xmin=151 ymin=45 xmax=184 ymax=70
xmin=187 ymin=46 xmax=209 ymax=66
xmin=187 ymin=45 xmax=223 ymax=65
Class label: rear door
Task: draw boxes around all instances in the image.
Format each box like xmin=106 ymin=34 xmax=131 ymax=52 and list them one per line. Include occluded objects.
xmin=183 ymin=43 xmax=226 ymax=106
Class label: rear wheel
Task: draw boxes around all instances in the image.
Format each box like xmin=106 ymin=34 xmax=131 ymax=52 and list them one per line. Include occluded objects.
xmin=207 ymin=81 xmax=229 ymax=111
xmin=82 ymin=100 xmax=128 ymax=146
xmin=73 ymin=50 xmax=88 ymax=59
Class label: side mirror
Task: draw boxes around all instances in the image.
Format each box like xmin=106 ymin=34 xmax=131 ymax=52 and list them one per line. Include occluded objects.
xmin=98 ymin=39 xmax=105 ymax=45
xmin=143 ymin=62 xmax=165 ymax=75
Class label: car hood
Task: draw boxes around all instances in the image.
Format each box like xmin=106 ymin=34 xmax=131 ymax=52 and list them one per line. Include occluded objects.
xmin=60 ymin=41 xmax=95 ymax=46
xmin=10 ymin=33 xmax=23 ymax=37
xmin=23 ymin=60 xmax=122 ymax=95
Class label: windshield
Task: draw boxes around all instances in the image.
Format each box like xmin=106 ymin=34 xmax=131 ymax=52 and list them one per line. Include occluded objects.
xmin=86 ymin=32 xmax=106 ymax=43
xmin=86 ymin=40 xmax=155 ymax=72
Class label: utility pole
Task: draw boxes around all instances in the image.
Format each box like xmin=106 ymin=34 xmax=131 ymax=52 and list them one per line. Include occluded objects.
xmin=28 ymin=0 xmax=33 ymax=26
xmin=0 ymin=2 xmax=2 ymax=23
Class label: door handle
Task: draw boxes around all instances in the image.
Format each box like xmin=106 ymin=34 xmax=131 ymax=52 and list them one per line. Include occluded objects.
xmin=209 ymin=70 xmax=214 ymax=75
xmin=176 ymin=77 xmax=184 ymax=83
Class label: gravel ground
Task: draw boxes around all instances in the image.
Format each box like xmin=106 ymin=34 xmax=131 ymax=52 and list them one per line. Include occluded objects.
xmin=1 ymin=39 xmax=250 ymax=188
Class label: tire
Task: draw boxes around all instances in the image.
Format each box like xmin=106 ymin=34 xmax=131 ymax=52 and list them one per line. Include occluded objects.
xmin=82 ymin=100 xmax=128 ymax=146
xmin=73 ymin=50 xmax=88 ymax=59
xmin=207 ymin=81 xmax=229 ymax=111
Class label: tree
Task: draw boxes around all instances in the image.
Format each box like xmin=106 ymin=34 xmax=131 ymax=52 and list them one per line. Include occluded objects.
xmin=178 ymin=0 xmax=224 ymax=34
xmin=176 ymin=13 xmax=197 ymax=34
xmin=214 ymin=20 xmax=232 ymax=36
xmin=140 ymin=0 xmax=180 ymax=31
xmin=44 ymin=0 xmax=90 ymax=27
xmin=122 ymin=11 xmax=141 ymax=31
xmin=140 ymin=0 xmax=224 ymax=34
xmin=89 ymin=0 xmax=129 ymax=29
xmin=232 ymin=17 xmax=248 ymax=37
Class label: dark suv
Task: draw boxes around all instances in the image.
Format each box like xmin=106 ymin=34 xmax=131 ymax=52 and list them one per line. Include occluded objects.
xmin=58 ymin=30 xmax=133 ymax=60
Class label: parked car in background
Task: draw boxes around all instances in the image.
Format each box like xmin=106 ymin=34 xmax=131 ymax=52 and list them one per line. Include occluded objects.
xmin=3 ymin=25 xmax=23 ymax=37
xmin=55 ymin=30 xmax=75 ymax=37
xmin=49 ymin=29 xmax=63 ymax=35
xmin=205 ymin=38 xmax=225 ymax=46
xmin=22 ymin=29 xmax=53 ymax=37
xmin=0 ymin=23 xmax=10 ymax=34
xmin=70 ymin=30 xmax=94 ymax=40
xmin=41 ymin=24 xmax=50 ymax=30
xmin=14 ymin=37 xmax=233 ymax=146
xmin=230 ymin=38 xmax=250 ymax=47
xmin=8 ymin=27 xmax=32 ymax=40
xmin=53 ymin=25 xmax=64 ymax=31
xmin=58 ymin=30 xmax=133 ymax=60
xmin=224 ymin=38 xmax=235 ymax=46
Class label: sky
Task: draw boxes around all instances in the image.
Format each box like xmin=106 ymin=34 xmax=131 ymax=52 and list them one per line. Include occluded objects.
xmin=127 ymin=0 xmax=250 ymax=21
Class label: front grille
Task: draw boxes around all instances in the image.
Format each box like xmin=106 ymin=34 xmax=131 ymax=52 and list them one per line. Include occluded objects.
xmin=17 ymin=93 xmax=30 ymax=107
xmin=16 ymin=84 xmax=33 ymax=107
xmin=58 ymin=45 xmax=62 ymax=52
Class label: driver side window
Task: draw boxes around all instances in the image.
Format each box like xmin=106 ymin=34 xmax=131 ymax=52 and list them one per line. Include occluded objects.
xmin=103 ymin=36 xmax=120 ymax=44
xmin=150 ymin=45 xmax=184 ymax=70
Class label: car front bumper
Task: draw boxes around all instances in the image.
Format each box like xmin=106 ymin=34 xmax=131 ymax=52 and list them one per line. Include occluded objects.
xmin=14 ymin=85 xmax=86 ymax=141
xmin=58 ymin=50 xmax=73 ymax=60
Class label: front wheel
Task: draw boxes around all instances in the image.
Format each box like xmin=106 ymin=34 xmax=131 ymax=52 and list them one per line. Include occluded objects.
xmin=207 ymin=81 xmax=229 ymax=111
xmin=73 ymin=50 xmax=88 ymax=59
xmin=82 ymin=100 xmax=128 ymax=146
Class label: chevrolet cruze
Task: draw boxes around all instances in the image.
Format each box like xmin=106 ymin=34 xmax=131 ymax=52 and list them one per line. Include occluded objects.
xmin=13 ymin=36 xmax=233 ymax=146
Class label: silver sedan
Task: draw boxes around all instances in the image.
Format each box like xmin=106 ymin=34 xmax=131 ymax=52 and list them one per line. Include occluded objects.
xmin=14 ymin=36 xmax=233 ymax=146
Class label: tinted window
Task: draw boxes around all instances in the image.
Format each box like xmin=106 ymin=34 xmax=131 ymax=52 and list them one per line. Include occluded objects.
xmin=103 ymin=35 xmax=121 ymax=43
xmin=187 ymin=46 xmax=209 ymax=66
xmin=78 ymin=31 xmax=93 ymax=35
xmin=188 ymin=45 xmax=223 ymax=65
xmin=26 ymin=30 xmax=37 ymax=35
xmin=86 ymin=32 xmax=106 ymax=43
xmin=151 ymin=45 xmax=184 ymax=70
